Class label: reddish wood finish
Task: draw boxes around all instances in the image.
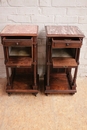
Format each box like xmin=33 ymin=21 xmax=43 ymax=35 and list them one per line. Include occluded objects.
xmin=0 ymin=25 xmax=38 ymax=95
xmin=6 ymin=57 xmax=32 ymax=67
xmin=45 ymin=25 xmax=84 ymax=94
xmin=52 ymin=57 xmax=77 ymax=68
xmin=49 ymin=73 xmax=70 ymax=90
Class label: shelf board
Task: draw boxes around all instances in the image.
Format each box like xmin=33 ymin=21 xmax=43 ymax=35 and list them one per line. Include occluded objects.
xmin=6 ymin=73 xmax=38 ymax=93
xmin=45 ymin=73 xmax=76 ymax=94
xmin=50 ymin=73 xmax=70 ymax=90
xmin=6 ymin=89 xmax=38 ymax=93
xmin=52 ymin=57 xmax=77 ymax=68
xmin=6 ymin=57 xmax=32 ymax=67
xmin=12 ymin=74 xmax=33 ymax=89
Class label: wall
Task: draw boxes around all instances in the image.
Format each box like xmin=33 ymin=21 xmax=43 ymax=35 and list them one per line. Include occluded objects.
xmin=0 ymin=0 xmax=87 ymax=77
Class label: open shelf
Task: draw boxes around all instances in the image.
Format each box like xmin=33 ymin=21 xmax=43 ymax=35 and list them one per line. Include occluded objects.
xmin=52 ymin=57 xmax=77 ymax=68
xmin=6 ymin=56 xmax=32 ymax=67
xmin=50 ymin=73 xmax=70 ymax=90
xmin=6 ymin=68 xmax=39 ymax=93
xmin=45 ymin=73 xmax=76 ymax=94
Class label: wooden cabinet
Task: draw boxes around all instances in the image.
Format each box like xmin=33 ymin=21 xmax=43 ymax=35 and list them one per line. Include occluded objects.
xmin=0 ymin=25 xmax=38 ymax=95
xmin=45 ymin=26 xmax=84 ymax=94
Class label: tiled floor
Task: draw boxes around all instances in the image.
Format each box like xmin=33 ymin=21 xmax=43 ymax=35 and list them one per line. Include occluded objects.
xmin=0 ymin=77 xmax=87 ymax=130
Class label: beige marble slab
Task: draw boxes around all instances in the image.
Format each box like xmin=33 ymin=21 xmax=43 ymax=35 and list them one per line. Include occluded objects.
xmin=0 ymin=25 xmax=38 ymax=36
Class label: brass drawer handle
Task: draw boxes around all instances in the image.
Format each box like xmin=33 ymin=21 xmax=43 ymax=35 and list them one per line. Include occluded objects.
xmin=66 ymin=43 xmax=70 ymax=46
xmin=17 ymin=65 xmax=20 ymax=68
xmin=16 ymin=42 xmax=19 ymax=45
xmin=63 ymin=66 xmax=68 ymax=68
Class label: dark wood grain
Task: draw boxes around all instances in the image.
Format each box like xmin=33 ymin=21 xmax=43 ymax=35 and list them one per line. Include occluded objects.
xmin=45 ymin=73 xmax=76 ymax=94
xmin=6 ymin=71 xmax=39 ymax=93
xmin=50 ymin=73 xmax=70 ymax=90
xmin=52 ymin=57 xmax=77 ymax=68
xmin=6 ymin=57 xmax=32 ymax=67
xmin=3 ymin=37 xmax=33 ymax=46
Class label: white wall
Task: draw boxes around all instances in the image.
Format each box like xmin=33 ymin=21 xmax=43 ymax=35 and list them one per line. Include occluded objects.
xmin=0 ymin=0 xmax=87 ymax=77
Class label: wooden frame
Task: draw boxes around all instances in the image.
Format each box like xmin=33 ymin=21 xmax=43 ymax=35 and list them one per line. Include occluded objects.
xmin=0 ymin=25 xmax=39 ymax=96
xmin=45 ymin=26 xmax=84 ymax=95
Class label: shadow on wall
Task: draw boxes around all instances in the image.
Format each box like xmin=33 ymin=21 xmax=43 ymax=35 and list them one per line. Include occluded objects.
xmin=37 ymin=30 xmax=46 ymax=78
xmin=38 ymin=29 xmax=46 ymax=39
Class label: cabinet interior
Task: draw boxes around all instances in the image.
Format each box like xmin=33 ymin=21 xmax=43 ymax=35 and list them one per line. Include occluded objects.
xmin=5 ymin=36 xmax=32 ymax=40
xmin=52 ymin=48 xmax=75 ymax=58
xmin=9 ymin=47 xmax=32 ymax=57
xmin=52 ymin=37 xmax=80 ymax=41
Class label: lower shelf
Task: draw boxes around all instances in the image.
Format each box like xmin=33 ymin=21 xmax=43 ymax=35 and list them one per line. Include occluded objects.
xmin=6 ymin=69 xmax=39 ymax=94
xmin=6 ymin=89 xmax=38 ymax=94
xmin=44 ymin=73 xmax=76 ymax=94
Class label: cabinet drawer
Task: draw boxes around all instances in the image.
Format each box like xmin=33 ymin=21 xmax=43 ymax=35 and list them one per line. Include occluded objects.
xmin=52 ymin=37 xmax=82 ymax=48
xmin=3 ymin=36 xmax=33 ymax=46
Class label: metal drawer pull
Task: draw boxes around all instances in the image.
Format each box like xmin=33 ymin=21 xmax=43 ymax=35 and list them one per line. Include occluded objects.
xmin=17 ymin=65 xmax=20 ymax=68
xmin=66 ymin=43 xmax=70 ymax=46
xmin=16 ymin=42 xmax=19 ymax=45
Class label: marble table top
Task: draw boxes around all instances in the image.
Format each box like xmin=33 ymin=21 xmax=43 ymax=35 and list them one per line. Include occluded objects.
xmin=0 ymin=25 xmax=38 ymax=36
xmin=45 ymin=26 xmax=84 ymax=37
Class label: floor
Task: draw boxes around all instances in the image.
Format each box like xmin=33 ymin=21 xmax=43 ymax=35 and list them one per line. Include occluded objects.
xmin=0 ymin=77 xmax=87 ymax=130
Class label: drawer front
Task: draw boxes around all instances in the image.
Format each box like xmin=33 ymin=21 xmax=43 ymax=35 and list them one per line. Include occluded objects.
xmin=3 ymin=38 xmax=33 ymax=47
xmin=52 ymin=42 xmax=82 ymax=48
xmin=52 ymin=38 xmax=82 ymax=48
